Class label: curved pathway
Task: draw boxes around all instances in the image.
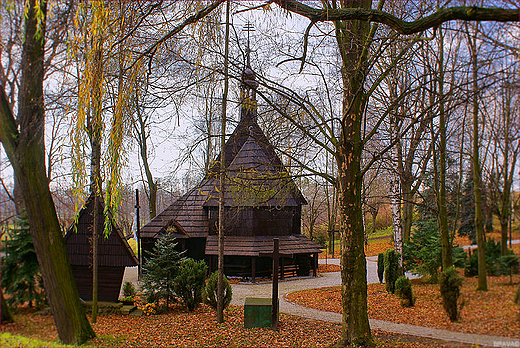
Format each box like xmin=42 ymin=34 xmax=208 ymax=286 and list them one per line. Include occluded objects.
xmin=230 ymin=256 xmax=519 ymax=348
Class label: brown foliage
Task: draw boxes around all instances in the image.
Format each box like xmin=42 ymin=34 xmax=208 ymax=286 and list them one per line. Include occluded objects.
xmin=2 ymin=304 xmax=455 ymax=347
xmin=286 ymin=275 xmax=520 ymax=338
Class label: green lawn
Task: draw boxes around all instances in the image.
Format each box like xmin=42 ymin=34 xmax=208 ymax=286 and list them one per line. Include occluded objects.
xmin=0 ymin=333 xmax=69 ymax=348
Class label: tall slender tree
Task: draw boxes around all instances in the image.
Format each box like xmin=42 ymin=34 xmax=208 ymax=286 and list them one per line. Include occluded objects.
xmin=466 ymin=23 xmax=487 ymax=291
xmin=217 ymin=0 xmax=231 ymax=324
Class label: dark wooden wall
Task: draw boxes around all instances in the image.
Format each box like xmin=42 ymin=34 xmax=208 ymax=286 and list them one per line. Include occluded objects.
xmin=71 ymin=265 xmax=125 ymax=302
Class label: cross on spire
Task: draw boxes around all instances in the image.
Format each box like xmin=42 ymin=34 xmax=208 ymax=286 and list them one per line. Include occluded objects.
xmin=243 ymin=22 xmax=255 ymax=68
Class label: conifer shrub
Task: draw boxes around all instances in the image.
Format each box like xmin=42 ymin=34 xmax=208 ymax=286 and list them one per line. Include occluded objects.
xmin=141 ymin=231 xmax=184 ymax=311
xmin=122 ymin=281 xmax=136 ymax=298
xmin=377 ymin=253 xmax=385 ymax=283
xmin=203 ymin=271 xmax=232 ymax=311
xmin=439 ymin=266 xmax=463 ymax=322
xmin=384 ymin=249 xmax=399 ymax=294
xmin=173 ymin=258 xmax=208 ymax=311
xmin=395 ymin=276 xmax=415 ymax=307
xmin=464 ymin=239 xmax=519 ymax=278
xmin=403 ymin=219 xmax=465 ymax=283
xmin=1 ymin=215 xmax=46 ymax=308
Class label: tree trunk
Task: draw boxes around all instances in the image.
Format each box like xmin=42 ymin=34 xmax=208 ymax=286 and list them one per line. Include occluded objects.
xmin=390 ymin=176 xmax=403 ymax=266
xmin=1 ymin=289 xmax=14 ymax=323
xmin=401 ymin=181 xmax=414 ymax=243
xmin=437 ymin=25 xmax=452 ymax=271
xmin=135 ymin=92 xmax=158 ymax=220
xmin=499 ymin=89 xmax=514 ymax=256
xmin=336 ymin=1 xmax=372 ymax=344
xmin=388 ymin=41 xmax=403 ymax=264
xmin=88 ymin=17 xmax=105 ymax=323
xmin=217 ymin=0 xmax=230 ymax=325
xmin=13 ymin=176 xmax=25 ymax=215
xmin=0 ymin=2 xmax=95 ymax=343
xmin=389 ymin=102 xmax=403 ymax=266
xmin=338 ymin=124 xmax=371 ymax=346
xmin=468 ymin=26 xmax=487 ymax=291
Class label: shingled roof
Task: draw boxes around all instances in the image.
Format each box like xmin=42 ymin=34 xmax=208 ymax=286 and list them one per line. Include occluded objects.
xmin=65 ymin=194 xmax=138 ymax=267
xmin=141 ymin=57 xmax=311 ymax=250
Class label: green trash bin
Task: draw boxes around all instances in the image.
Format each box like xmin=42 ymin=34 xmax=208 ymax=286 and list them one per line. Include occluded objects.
xmin=244 ymin=297 xmax=278 ymax=328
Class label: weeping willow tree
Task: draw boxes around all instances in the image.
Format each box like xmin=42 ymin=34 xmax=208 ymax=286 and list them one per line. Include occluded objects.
xmin=69 ymin=1 xmax=225 ymax=321
xmin=70 ymin=1 xmax=141 ymax=323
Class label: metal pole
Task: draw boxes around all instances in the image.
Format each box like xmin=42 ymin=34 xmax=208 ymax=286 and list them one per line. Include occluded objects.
xmin=272 ymin=238 xmax=279 ymax=330
xmin=135 ymin=189 xmax=141 ymax=280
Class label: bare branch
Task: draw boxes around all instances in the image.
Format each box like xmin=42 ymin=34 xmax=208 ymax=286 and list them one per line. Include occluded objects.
xmin=127 ymin=0 xmax=224 ymax=72
xmin=274 ymin=1 xmax=519 ymax=35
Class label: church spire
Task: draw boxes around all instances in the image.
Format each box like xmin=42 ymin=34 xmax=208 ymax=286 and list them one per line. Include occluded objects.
xmin=240 ymin=22 xmax=258 ymax=122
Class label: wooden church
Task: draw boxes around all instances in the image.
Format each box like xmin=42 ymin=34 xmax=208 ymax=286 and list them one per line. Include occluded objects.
xmin=64 ymin=194 xmax=138 ymax=302
xmin=140 ymin=58 xmax=321 ymax=280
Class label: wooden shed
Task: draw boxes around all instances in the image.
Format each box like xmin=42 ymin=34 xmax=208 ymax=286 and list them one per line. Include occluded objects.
xmin=140 ymin=60 xmax=322 ymax=280
xmin=65 ymin=195 xmax=138 ymax=302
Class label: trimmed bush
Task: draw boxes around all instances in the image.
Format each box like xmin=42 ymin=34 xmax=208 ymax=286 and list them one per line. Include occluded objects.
xmin=377 ymin=253 xmax=385 ymax=283
xmin=384 ymin=249 xmax=399 ymax=294
xmin=203 ymin=271 xmax=232 ymax=311
xmin=395 ymin=276 xmax=415 ymax=307
xmin=439 ymin=266 xmax=463 ymax=322
xmin=122 ymin=281 xmax=136 ymax=298
xmin=173 ymin=258 xmax=208 ymax=311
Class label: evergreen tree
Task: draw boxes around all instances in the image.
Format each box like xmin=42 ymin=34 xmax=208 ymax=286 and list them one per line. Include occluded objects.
xmin=1 ymin=215 xmax=46 ymax=308
xmin=173 ymin=258 xmax=207 ymax=312
xmin=141 ymin=231 xmax=184 ymax=311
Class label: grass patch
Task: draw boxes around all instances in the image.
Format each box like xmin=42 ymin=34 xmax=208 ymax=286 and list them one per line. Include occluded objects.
xmin=0 ymin=332 xmax=68 ymax=348
xmin=368 ymin=226 xmax=393 ymax=239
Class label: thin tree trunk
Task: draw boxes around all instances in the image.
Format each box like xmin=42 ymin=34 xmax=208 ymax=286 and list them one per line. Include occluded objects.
xmin=135 ymin=93 xmax=157 ymax=219
xmin=390 ymin=176 xmax=403 ymax=266
xmin=88 ymin=22 xmax=104 ymax=324
xmin=468 ymin=25 xmax=487 ymax=291
xmin=437 ymin=25 xmax=452 ymax=271
xmin=401 ymin=182 xmax=414 ymax=243
xmin=217 ymin=0 xmax=230 ymax=324
xmin=1 ymin=289 xmax=14 ymax=323
xmin=0 ymin=1 xmax=95 ymax=343
xmin=389 ymin=112 xmax=403 ymax=266
xmin=499 ymin=87 xmax=514 ymax=256
xmin=389 ymin=70 xmax=403 ymax=266
xmin=388 ymin=34 xmax=403 ymax=265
